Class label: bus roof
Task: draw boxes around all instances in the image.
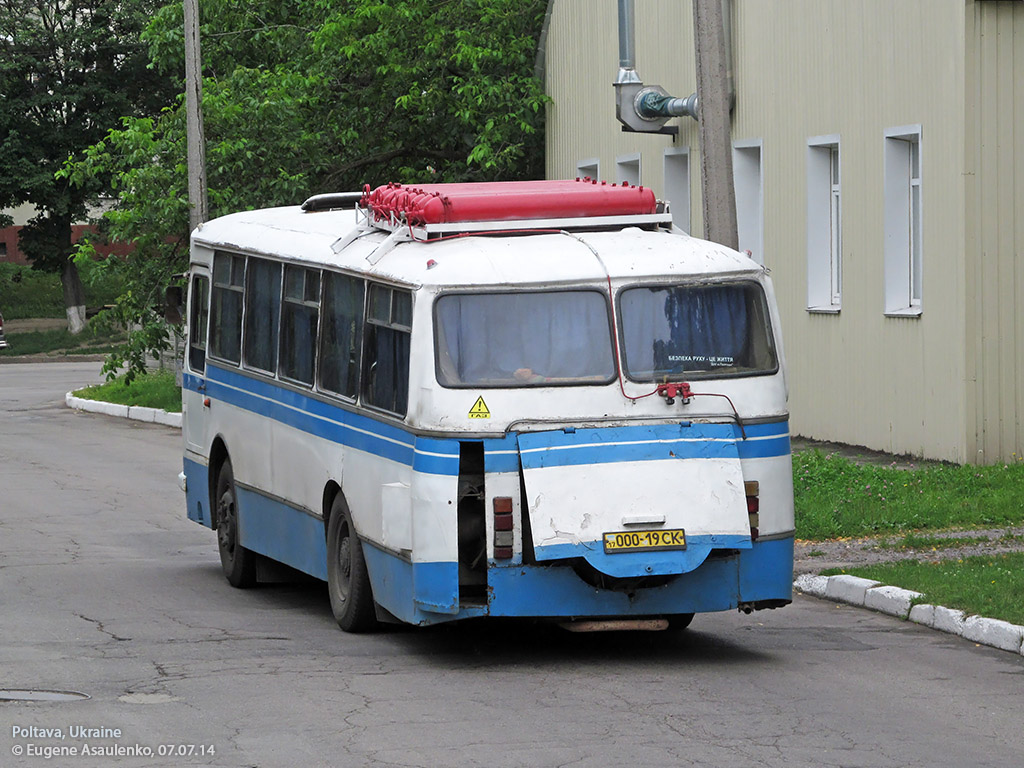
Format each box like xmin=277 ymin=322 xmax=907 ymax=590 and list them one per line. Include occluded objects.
xmin=191 ymin=203 xmax=763 ymax=289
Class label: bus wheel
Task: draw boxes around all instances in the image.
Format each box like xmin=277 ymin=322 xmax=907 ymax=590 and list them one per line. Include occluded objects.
xmin=668 ymin=613 xmax=695 ymax=630
xmin=327 ymin=495 xmax=377 ymax=632
xmin=215 ymin=460 xmax=257 ymax=588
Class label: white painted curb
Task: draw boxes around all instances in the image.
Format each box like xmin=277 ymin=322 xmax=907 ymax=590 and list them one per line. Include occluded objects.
xmin=961 ymin=616 xmax=1024 ymax=654
xmin=66 ymin=391 xmax=182 ymax=429
xmin=796 ymin=574 xmax=1024 ymax=657
xmin=864 ymin=585 xmax=923 ymax=618
xmin=793 ymin=574 xmax=829 ymax=597
xmin=824 ymin=575 xmax=881 ymax=606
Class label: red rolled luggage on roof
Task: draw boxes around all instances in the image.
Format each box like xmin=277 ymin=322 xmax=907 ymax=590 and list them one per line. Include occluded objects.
xmin=361 ymin=179 xmax=657 ymax=227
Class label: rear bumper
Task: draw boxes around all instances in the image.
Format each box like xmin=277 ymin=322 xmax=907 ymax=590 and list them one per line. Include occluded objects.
xmin=365 ymin=536 xmax=794 ymax=626
xmin=488 ymin=536 xmax=793 ymax=617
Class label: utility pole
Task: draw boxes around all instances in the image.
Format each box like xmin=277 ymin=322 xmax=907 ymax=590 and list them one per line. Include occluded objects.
xmin=184 ymin=0 xmax=208 ymax=231
xmin=692 ymin=0 xmax=737 ymax=249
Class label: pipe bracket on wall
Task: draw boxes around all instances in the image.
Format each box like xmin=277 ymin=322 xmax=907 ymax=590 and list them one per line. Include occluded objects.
xmin=614 ymin=0 xmax=696 ymax=135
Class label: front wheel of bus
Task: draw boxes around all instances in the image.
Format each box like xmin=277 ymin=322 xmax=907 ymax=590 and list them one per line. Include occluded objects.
xmin=327 ymin=495 xmax=377 ymax=632
xmin=215 ymin=460 xmax=257 ymax=588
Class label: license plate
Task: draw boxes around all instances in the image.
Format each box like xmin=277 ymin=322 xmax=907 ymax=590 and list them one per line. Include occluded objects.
xmin=603 ymin=528 xmax=686 ymax=553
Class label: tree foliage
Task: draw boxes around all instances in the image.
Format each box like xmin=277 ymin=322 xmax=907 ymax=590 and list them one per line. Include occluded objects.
xmin=0 ymin=0 xmax=174 ymax=329
xmin=63 ymin=0 xmax=550 ymax=378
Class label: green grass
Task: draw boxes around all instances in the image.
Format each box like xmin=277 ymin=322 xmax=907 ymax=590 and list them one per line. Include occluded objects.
xmin=0 ymin=262 xmax=124 ymax=319
xmin=0 ymin=325 xmax=126 ymax=356
xmin=74 ymin=369 xmax=182 ymax=413
xmin=794 ymin=449 xmax=1024 ymax=540
xmin=822 ymin=554 xmax=1024 ymax=626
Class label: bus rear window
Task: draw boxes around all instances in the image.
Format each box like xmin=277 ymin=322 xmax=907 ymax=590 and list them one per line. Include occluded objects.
xmin=435 ymin=291 xmax=615 ymax=387
xmin=619 ymin=281 xmax=777 ymax=380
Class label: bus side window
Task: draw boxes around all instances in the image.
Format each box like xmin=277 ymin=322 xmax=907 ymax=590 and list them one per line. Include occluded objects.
xmin=280 ymin=266 xmax=319 ymax=386
xmin=188 ymin=274 xmax=209 ymax=373
xmin=319 ymin=271 xmax=364 ymax=399
xmin=363 ymin=284 xmax=412 ymax=417
xmin=243 ymin=257 xmax=282 ymax=374
xmin=210 ymin=252 xmax=245 ymax=365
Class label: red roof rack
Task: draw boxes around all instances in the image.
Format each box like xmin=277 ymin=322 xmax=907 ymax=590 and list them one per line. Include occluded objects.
xmin=361 ymin=179 xmax=658 ymax=227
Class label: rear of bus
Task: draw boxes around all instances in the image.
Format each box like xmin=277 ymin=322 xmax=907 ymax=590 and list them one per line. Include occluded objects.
xmin=372 ymin=228 xmax=793 ymax=629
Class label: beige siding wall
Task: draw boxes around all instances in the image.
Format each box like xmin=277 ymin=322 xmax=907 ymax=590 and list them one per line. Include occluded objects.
xmin=546 ymin=0 xmax=971 ymax=462
xmin=545 ymin=0 xmax=703 ymax=235
xmin=964 ymin=0 xmax=1024 ymax=464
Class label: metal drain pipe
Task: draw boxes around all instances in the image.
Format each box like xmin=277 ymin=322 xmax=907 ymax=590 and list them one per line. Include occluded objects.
xmin=614 ymin=0 xmax=736 ymax=132
xmin=614 ymin=0 xmax=697 ymax=134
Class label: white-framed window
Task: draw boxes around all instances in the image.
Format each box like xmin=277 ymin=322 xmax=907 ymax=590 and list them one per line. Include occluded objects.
xmin=576 ymin=158 xmax=600 ymax=182
xmin=884 ymin=126 xmax=923 ymax=316
xmin=663 ymin=148 xmax=690 ymax=233
xmin=733 ymin=139 xmax=764 ymax=265
xmin=616 ymin=152 xmax=641 ymax=186
xmin=807 ymin=135 xmax=842 ymax=312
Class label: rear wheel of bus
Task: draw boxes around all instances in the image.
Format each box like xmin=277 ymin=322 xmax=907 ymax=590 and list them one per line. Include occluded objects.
xmin=215 ymin=459 xmax=257 ymax=588
xmin=326 ymin=495 xmax=377 ymax=632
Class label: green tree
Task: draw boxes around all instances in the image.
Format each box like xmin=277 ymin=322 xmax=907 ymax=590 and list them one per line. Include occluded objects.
xmin=64 ymin=0 xmax=549 ymax=378
xmin=0 ymin=0 xmax=174 ymax=331
xmin=312 ymin=0 xmax=549 ymax=184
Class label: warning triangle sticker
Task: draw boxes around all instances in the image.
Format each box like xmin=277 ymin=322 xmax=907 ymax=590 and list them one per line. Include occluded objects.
xmin=468 ymin=396 xmax=491 ymax=419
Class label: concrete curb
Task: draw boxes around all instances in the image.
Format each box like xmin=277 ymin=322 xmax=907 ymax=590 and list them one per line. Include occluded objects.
xmin=795 ymin=574 xmax=1024 ymax=658
xmin=65 ymin=391 xmax=182 ymax=429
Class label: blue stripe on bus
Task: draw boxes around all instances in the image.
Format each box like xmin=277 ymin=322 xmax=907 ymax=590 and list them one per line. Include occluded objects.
xmin=411 ymin=436 xmax=462 ymax=476
xmin=518 ymin=422 xmax=789 ymax=469
xmin=484 ymin=436 xmax=521 ymax=473
xmin=204 ymin=366 xmax=414 ymax=444
xmin=186 ymin=367 xmax=788 ymax=477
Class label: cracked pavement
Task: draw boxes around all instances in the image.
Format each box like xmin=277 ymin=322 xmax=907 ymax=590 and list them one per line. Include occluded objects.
xmin=1 ymin=362 xmax=1023 ymax=767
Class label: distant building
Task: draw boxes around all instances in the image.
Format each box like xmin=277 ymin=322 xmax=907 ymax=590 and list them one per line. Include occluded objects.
xmin=0 ymin=204 xmax=37 ymax=266
xmin=542 ymin=0 xmax=1024 ymax=464
xmin=0 ymin=203 xmax=132 ymax=266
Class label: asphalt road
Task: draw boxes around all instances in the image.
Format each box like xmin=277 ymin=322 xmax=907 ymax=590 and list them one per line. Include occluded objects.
xmin=2 ymin=362 xmax=1023 ymax=768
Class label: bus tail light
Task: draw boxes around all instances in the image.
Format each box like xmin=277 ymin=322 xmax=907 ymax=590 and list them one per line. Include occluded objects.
xmin=744 ymin=481 xmax=760 ymax=541
xmin=493 ymin=497 xmax=514 ymax=559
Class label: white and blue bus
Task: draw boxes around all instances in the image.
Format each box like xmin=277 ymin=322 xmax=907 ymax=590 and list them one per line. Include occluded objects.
xmin=179 ymin=179 xmax=794 ymax=632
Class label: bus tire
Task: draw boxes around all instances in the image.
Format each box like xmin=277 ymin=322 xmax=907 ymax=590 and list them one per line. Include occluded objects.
xmin=215 ymin=460 xmax=257 ymax=588
xmin=327 ymin=495 xmax=377 ymax=632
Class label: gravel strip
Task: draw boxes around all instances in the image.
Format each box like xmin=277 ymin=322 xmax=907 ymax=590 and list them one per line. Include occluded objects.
xmin=795 ymin=526 xmax=1024 ymax=575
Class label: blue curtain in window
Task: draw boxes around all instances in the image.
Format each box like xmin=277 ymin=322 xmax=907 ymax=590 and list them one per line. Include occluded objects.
xmin=656 ymin=286 xmax=748 ymax=371
xmin=622 ymin=284 xmax=753 ymax=378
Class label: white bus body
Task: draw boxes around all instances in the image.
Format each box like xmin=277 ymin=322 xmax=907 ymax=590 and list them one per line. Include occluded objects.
xmin=180 ymin=180 xmax=794 ymax=631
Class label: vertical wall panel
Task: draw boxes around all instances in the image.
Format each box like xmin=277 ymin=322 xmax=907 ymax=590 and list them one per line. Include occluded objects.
xmin=966 ymin=0 xmax=1024 ymax=463
xmin=546 ymin=0 xmax=973 ymax=461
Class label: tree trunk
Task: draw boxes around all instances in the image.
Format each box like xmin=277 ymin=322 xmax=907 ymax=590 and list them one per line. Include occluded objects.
xmin=62 ymin=258 xmax=87 ymax=334
xmin=57 ymin=214 xmax=87 ymax=334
